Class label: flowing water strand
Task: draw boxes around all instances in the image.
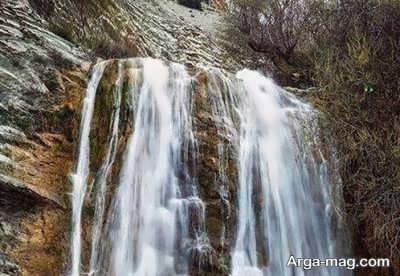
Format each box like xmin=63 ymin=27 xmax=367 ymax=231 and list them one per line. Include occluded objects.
xmin=88 ymin=61 xmax=123 ymax=275
xmin=232 ymin=69 xmax=340 ymax=276
xmin=203 ymin=68 xmax=240 ymax=252
xmin=69 ymin=62 xmax=107 ymax=276
xmin=106 ymin=58 xmax=204 ymax=276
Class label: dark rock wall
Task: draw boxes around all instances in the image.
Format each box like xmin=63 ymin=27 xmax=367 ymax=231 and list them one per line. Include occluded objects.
xmin=178 ymin=0 xmax=203 ymax=10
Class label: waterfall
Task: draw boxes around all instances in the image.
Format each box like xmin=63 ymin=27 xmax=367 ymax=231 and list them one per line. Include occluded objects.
xmin=231 ymin=70 xmax=342 ymax=276
xmin=69 ymin=58 xmax=347 ymax=276
xmin=69 ymin=62 xmax=107 ymax=276
xmin=102 ymin=59 xmax=205 ymax=276
xmin=89 ymin=61 xmax=123 ymax=274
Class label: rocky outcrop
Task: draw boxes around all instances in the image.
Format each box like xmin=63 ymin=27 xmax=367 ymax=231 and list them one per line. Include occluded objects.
xmin=0 ymin=174 xmax=62 ymax=207
xmin=28 ymin=0 xmax=237 ymax=69
xmin=0 ymin=0 xmax=89 ymax=274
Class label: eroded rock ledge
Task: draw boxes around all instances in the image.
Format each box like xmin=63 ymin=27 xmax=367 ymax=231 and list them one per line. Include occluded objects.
xmin=0 ymin=174 xmax=63 ymax=207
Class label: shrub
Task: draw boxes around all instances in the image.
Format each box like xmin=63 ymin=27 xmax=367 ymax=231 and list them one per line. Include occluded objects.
xmin=88 ymin=36 xmax=139 ymax=59
xmin=226 ymin=0 xmax=309 ymax=68
xmin=49 ymin=22 xmax=75 ymax=43
xmin=28 ymin=0 xmax=55 ymax=19
xmin=308 ymin=2 xmax=400 ymax=273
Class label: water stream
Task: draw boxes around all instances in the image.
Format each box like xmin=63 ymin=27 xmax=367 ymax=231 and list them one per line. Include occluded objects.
xmin=69 ymin=62 xmax=107 ymax=276
xmin=231 ymin=69 xmax=341 ymax=276
xmin=68 ymin=58 xmax=347 ymax=276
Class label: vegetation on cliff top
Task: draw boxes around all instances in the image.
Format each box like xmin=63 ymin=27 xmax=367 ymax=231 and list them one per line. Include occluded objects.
xmin=225 ymin=0 xmax=400 ymax=275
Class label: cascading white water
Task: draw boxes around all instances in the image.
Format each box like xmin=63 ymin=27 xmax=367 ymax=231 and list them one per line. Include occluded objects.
xmin=106 ymin=59 xmax=203 ymax=276
xmin=231 ymin=69 xmax=341 ymax=276
xmin=68 ymin=58 xmax=209 ymax=276
xmin=69 ymin=58 xmax=347 ymax=276
xmin=88 ymin=61 xmax=124 ymax=275
xmin=69 ymin=62 xmax=107 ymax=276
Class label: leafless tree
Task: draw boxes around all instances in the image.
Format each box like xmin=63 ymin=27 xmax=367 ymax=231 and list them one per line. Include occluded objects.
xmin=230 ymin=0 xmax=308 ymax=59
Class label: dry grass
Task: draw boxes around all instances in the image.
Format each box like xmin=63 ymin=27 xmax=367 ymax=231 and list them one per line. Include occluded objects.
xmin=308 ymin=3 xmax=400 ymax=273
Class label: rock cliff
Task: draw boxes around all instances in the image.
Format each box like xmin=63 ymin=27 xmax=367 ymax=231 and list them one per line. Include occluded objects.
xmin=0 ymin=0 xmax=240 ymax=274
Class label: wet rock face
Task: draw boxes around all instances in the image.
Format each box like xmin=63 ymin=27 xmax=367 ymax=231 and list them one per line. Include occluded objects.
xmin=190 ymin=71 xmax=239 ymax=275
